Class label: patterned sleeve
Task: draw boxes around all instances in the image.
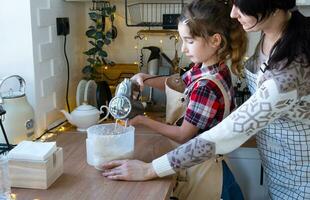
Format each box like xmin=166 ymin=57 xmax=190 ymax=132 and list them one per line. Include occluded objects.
xmin=152 ymin=78 xmax=298 ymax=177
xmin=185 ymin=81 xmax=220 ymax=129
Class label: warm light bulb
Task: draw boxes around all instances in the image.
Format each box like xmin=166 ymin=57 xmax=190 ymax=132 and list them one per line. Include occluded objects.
xmin=159 ymin=40 xmax=163 ymax=44
xmin=134 ymin=62 xmax=138 ymax=65
xmin=134 ymin=45 xmax=138 ymax=49
xmin=144 ymin=37 xmax=148 ymax=41
xmin=104 ymin=66 xmax=108 ymax=70
xmin=10 ymin=193 xmax=16 ymax=200
xmin=58 ymin=126 xmax=65 ymax=132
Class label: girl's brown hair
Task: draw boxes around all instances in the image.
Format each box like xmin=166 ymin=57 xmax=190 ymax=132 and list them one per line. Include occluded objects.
xmin=179 ymin=0 xmax=247 ymax=75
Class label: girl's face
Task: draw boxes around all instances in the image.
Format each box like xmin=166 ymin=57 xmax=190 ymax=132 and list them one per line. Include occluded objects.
xmin=230 ymin=5 xmax=260 ymax=32
xmin=178 ymin=22 xmax=218 ymax=65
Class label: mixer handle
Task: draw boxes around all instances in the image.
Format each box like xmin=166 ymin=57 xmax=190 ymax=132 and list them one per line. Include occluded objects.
xmin=0 ymin=75 xmax=26 ymax=104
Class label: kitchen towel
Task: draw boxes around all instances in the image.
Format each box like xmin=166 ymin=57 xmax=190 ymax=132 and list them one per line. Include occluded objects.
xmin=8 ymin=141 xmax=57 ymax=161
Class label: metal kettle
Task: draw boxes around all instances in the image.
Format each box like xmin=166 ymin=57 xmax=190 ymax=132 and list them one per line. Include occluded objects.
xmin=0 ymin=75 xmax=35 ymax=145
xmin=108 ymin=78 xmax=144 ymax=120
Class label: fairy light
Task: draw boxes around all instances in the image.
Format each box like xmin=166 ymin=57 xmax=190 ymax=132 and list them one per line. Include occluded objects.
xmin=134 ymin=61 xmax=138 ymax=65
xmin=104 ymin=66 xmax=108 ymax=70
xmin=10 ymin=193 xmax=16 ymax=200
xmin=144 ymin=37 xmax=148 ymax=41
xmin=134 ymin=45 xmax=138 ymax=49
xmin=58 ymin=126 xmax=66 ymax=132
xmin=159 ymin=39 xmax=163 ymax=44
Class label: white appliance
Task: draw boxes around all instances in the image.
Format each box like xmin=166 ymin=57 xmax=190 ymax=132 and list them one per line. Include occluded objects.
xmin=0 ymin=75 xmax=34 ymax=145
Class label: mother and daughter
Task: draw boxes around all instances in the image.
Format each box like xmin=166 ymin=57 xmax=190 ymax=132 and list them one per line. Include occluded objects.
xmin=102 ymin=0 xmax=310 ymax=199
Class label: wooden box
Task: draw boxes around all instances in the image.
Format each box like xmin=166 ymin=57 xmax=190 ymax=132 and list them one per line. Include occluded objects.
xmin=8 ymin=147 xmax=63 ymax=189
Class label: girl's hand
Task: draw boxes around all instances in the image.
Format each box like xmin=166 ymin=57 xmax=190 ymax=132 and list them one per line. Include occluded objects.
xmin=101 ymin=159 xmax=158 ymax=181
xmin=127 ymin=115 xmax=143 ymax=126
xmin=130 ymin=73 xmax=146 ymax=91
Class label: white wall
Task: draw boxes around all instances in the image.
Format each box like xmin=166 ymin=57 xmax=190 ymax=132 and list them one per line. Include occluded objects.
xmin=30 ymin=0 xmax=87 ymax=136
xmin=0 ymin=0 xmax=87 ymax=138
xmin=0 ymin=0 xmax=35 ymax=101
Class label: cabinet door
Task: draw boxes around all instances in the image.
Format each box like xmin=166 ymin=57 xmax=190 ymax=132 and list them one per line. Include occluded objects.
xmin=226 ymin=148 xmax=269 ymax=200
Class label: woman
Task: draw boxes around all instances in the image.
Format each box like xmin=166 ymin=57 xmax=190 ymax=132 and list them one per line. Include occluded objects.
xmin=102 ymin=0 xmax=310 ymax=199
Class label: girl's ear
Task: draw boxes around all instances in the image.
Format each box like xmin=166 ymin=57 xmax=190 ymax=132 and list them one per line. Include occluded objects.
xmin=210 ymin=33 xmax=222 ymax=47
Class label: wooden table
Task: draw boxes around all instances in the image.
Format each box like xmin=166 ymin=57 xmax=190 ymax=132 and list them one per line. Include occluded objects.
xmin=12 ymin=125 xmax=175 ymax=200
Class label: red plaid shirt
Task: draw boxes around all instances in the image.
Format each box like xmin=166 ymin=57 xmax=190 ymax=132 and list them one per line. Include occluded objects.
xmin=182 ymin=62 xmax=235 ymax=133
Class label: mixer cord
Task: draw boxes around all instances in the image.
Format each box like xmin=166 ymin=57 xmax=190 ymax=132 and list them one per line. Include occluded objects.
xmin=142 ymin=75 xmax=170 ymax=83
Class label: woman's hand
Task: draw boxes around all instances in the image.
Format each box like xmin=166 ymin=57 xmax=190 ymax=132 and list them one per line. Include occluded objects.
xmin=101 ymin=159 xmax=158 ymax=181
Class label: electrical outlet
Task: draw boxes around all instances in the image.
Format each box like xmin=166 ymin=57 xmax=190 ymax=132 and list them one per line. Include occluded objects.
xmin=56 ymin=17 xmax=70 ymax=36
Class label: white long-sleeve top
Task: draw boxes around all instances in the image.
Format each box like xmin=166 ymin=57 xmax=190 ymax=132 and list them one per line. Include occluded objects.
xmin=152 ymin=54 xmax=310 ymax=199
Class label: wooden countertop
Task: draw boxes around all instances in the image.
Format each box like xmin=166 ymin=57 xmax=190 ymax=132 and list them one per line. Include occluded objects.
xmin=12 ymin=125 xmax=176 ymax=200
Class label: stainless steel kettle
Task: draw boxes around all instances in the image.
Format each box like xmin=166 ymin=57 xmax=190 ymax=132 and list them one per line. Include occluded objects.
xmin=108 ymin=78 xmax=144 ymax=120
xmin=0 ymin=75 xmax=35 ymax=145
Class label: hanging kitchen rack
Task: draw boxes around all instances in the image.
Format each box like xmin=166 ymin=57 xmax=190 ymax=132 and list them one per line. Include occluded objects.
xmin=90 ymin=0 xmax=111 ymax=11
xmin=125 ymin=0 xmax=185 ymax=27
xmin=134 ymin=30 xmax=179 ymax=40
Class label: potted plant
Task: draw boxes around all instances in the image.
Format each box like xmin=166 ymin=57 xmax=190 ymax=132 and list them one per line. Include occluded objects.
xmin=82 ymin=1 xmax=116 ymax=80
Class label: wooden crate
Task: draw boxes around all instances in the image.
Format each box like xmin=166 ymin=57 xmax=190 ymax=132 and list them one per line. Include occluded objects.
xmin=8 ymin=147 xmax=63 ymax=189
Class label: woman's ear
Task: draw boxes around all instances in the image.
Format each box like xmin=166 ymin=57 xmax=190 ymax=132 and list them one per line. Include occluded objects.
xmin=210 ymin=33 xmax=222 ymax=47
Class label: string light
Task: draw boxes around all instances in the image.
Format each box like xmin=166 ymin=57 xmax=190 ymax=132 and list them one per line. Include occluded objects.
xmin=104 ymin=66 xmax=108 ymax=70
xmin=159 ymin=40 xmax=163 ymax=44
xmin=134 ymin=45 xmax=138 ymax=49
xmin=10 ymin=193 xmax=16 ymax=200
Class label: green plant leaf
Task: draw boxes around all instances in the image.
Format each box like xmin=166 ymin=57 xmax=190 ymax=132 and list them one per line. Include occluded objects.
xmin=95 ymin=31 xmax=104 ymax=40
xmin=87 ymin=58 xmax=96 ymax=64
xmin=101 ymin=10 xmax=107 ymax=17
xmin=89 ymin=12 xmax=98 ymax=21
xmin=88 ymin=25 xmax=95 ymax=29
xmin=106 ymin=31 xmax=112 ymax=39
xmin=82 ymin=65 xmax=93 ymax=74
xmin=106 ymin=7 xmax=112 ymax=15
xmin=99 ymin=50 xmax=108 ymax=57
xmin=111 ymin=5 xmax=116 ymax=13
xmin=96 ymin=24 xmax=103 ymax=30
xmin=89 ymin=41 xmax=96 ymax=46
xmin=83 ymin=50 xmax=91 ymax=56
xmin=104 ymin=38 xmax=111 ymax=45
xmin=97 ymin=40 xmax=104 ymax=48
xmin=86 ymin=29 xmax=96 ymax=38
xmin=88 ymin=47 xmax=98 ymax=55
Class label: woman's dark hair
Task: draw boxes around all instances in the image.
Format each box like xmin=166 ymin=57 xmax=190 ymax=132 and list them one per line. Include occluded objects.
xmin=179 ymin=0 xmax=248 ymax=75
xmin=233 ymin=0 xmax=310 ymax=68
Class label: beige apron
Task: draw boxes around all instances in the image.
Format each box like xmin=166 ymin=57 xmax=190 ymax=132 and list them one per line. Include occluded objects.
xmin=165 ymin=73 xmax=231 ymax=200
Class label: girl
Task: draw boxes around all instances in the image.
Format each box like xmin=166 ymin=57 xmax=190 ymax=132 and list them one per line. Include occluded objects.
xmin=104 ymin=0 xmax=247 ymax=199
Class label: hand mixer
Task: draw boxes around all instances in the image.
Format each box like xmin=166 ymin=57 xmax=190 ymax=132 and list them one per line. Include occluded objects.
xmin=108 ymin=78 xmax=145 ymax=120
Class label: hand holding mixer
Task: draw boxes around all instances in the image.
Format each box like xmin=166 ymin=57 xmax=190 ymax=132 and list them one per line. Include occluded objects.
xmin=105 ymin=78 xmax=145 ymax=120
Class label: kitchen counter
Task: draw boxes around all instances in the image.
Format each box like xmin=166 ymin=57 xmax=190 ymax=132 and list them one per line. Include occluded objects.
xmin=11 ymin=124 xmax=176 ymax=200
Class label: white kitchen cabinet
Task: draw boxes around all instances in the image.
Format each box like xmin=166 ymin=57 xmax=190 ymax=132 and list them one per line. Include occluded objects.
xmin=226 ymin=147 xmax=269 ymax=200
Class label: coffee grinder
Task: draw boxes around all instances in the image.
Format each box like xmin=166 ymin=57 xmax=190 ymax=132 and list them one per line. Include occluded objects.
xmin=141 ymin=46 xmax=160 ymax=104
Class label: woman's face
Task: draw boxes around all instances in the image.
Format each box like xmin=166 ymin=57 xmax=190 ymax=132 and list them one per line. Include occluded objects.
xmin=178 ymin=22 xmax=218 ymax=65
xmin=230 ymin=5 xmax=260 ymax=32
